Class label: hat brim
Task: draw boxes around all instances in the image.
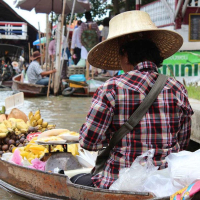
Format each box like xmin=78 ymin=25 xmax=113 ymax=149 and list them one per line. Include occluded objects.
xmin=88 ymin=29 xmax=183 ymax=70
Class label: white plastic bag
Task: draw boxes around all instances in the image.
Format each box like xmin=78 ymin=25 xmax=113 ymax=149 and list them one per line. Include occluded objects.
xmin=109 ymin=149 xmax=158 ymax=191
xmin=76 ymin=149 xmax=97 ymax=168
xmin=143 ymin=168 xmax=183 ymax=197
xmin=166 ymin=149 xmax=200 ymax=187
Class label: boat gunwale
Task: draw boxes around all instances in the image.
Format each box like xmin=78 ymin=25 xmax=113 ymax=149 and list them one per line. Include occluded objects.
xmin=0 ymin=158 xmax=157 ymax=197
xmin=12 ymin=74 xmax=47 ymax=88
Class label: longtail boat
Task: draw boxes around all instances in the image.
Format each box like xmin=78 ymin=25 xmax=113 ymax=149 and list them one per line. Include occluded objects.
xmin=0 ymin=159 xmax=170 ymax=200
xmin=12 ymin=74 xmax=47 ymax=97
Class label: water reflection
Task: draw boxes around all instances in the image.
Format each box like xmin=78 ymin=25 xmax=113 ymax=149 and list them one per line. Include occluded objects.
xmin=0 ymin=91 xmax=92 ymax=199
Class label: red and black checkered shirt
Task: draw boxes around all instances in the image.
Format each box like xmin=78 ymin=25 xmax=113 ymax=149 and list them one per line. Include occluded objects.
xmin=79 ymin=61 xmax=193 ymax=189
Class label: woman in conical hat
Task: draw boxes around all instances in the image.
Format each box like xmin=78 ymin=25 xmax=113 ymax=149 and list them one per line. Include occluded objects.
xmin=72 ymin=11 xmax=193 ymax=189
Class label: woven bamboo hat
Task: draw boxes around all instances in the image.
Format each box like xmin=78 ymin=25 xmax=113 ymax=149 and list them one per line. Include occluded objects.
xmin=30 ymin=51 xmax=41 ymax=61
xmin=88 ymin=11 xmax=183 ymax=70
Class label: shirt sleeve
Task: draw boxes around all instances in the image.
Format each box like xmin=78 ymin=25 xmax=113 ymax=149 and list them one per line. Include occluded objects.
xmin=79 ymin=87 xmax=115 ymax=151
xmin=177 ymin=89 xmax=194 ymax=150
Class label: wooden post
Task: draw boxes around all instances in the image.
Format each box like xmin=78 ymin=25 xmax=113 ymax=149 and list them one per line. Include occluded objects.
xmin=45 ymin=14 xmax=50 ymax=71
xmin=38 ymin=22 xmax=43 ymax=67
xmin=28 ymin=42 xmax=31 ymax=63
xmin=53 ymin=15 xmax=62 ymax=95
xmin=86 ymin=59 xmax=90 ymax=80
xmin=53 ymin=0 xmax=66 ymax=95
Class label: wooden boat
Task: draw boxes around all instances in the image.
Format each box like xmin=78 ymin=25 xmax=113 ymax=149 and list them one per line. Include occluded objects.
xmin=0 ymin=80 xmax=12 ymax=88
xmin=0 ymin=159 xmax=170 ymax=200
xmin=12 ymin=74 xmax=47 ymax=97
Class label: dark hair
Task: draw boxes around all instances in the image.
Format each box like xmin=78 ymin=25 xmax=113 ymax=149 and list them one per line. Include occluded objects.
xmin=103 ymin=17 xmax=110 ymax=27
xmin=119 ymin=39 xmax=164 ymax=67
xmin=77 ymin=20 xmax=82 ymax=26
xmin=85 ymin=11 xmax=92 ymax=21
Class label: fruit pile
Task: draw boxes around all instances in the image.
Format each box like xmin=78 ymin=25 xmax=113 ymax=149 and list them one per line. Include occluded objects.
xmin=0 ymin=109 xmax=56 ymax=155
xmin=0 ymin=118 xmax=29 ymax=155
xmin=16 ymin=137 xmax=48 ymax=163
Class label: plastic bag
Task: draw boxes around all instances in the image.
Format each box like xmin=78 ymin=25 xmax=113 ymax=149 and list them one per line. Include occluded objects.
xmin=143 ymin=168 xmax=183 ymax=197
xmin=76 ymin=149 xmax=97 ymax=168
xmin=166 ymin=149 xmax=200 ymax=187
xmin=109 ymin=149 xmax=158 ymax=191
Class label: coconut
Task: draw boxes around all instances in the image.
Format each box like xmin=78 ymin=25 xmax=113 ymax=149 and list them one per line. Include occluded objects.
xmin=0 ymin=114 xmax=7 ymax=123
xmin=7 ymin=108 xmax=28 ymax=123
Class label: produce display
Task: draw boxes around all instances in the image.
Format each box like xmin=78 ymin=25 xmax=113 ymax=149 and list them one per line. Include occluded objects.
xmin=0 ymin=109 xmax=56 ymax=155
xmin=0 ymin=107 xmax=80 ymax=167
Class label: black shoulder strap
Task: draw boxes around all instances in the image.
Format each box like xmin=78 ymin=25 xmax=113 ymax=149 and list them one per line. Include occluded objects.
xmin=109 ymin=74 xmax=168 ymax=148
xmin=92 ymin=74 xmax=168 ymax=175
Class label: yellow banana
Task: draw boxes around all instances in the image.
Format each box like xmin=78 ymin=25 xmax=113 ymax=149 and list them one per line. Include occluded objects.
xmin=42 ymin=122 xmax=48 ymax=128
xmin=34 ymin=114 xmax=41 ymax=121
xmin=37 ymin=125 xmax=42 ymax=130
xmin=37 ymin=118 xmax=43 ymax=125
xmin=17 ymin=122 xmax=28 ymax=130
xmin=15 ymin=130 xmax=21 ymax=135
xmin=41 ymin=128 xmax=46 ymax=132
xmin=0 ymin=123 xmax=8 ymax=129
xmin=34 ymin=110 xmax=40 ymax=116
xmin=0 ymin=128 xmax=8 ymax=133
xmin=30 ymin=116 xmax=35 ymax=124
xmin=20 ymin=128 xmax=28 ymax=133
xmin=3 ymin=120 xmax=12 ymax=129
xmin=31 ymin=120 xmax=38 ymax=127
xmin=26 ymin=121 xmax=31 ymax=127
xmin=28 ymin=111 xmax=33 ymax=120
xmin=0 ymin=132 xmax=8 ymax=138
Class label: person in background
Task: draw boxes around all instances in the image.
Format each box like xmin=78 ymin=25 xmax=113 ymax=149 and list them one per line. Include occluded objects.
xmin=101 ymin=17 xmax=110 ymax=41
xmin=27 ymin=51 xmax=56 ymax=85
xmin=4 ymin=51 xmax=11 ymax=65
xmin=71 ymin=11 xmax=193 ymax=189
xmin=71 ymin=20 xmax=82 ymax=65
xmin=21 ymin=62 xmax=29 ymax=83
xmin=0 ymin=58 xmax=13 ymax=81
xmin=12 ymin=61 xmax=21 ymax=74
xmin=79 ymin=11 xmax=101 ymax=76
xmin=48 ymin=36 xmax=56 ymax=63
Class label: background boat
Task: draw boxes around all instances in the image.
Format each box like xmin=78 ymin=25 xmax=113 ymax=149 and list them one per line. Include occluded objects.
xmin=12 ymin=74 xmax=47 ymax=97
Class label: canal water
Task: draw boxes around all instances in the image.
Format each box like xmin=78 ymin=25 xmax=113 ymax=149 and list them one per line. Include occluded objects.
xmin=0 ymin=89 xmax=92 ymax=199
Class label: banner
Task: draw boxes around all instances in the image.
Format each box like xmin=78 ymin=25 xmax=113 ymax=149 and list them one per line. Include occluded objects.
xmin=159 ymin=51 xmax=200 ymax=85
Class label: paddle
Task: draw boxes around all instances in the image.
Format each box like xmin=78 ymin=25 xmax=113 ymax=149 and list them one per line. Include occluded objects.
xmin=5 ymin=92 xmax=24 ymax=111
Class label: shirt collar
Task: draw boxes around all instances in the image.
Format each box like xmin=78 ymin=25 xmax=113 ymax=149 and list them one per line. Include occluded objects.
xmin=134 ymin=61 xmax=158 ymax=72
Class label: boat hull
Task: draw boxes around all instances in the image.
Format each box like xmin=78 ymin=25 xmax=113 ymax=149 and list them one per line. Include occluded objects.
xmin=12 ymin=75 xmax=47 ymax=97
xmin=0 ymin=159 xmax=168 ymax=200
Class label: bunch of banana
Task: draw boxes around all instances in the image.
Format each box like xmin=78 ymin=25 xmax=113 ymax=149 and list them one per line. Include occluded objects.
xmin=0 ymin=123 xmax=9 ymax=138
xmin=3 ymin=118 xmax=29 ymax=136
xmin=28 ymin=110 xmax=53 ymax=132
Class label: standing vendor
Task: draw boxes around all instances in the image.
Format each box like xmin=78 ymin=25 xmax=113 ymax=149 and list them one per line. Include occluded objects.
xmin=71 ymin=11 xmax=194 ymax=189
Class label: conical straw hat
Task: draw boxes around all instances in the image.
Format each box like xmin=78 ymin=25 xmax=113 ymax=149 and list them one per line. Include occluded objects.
xmin=88 ymin=11 xmax=183 ymax=70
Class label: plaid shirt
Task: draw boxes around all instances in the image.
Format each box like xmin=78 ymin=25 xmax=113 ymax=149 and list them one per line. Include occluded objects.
xmin=79 ymin=61 xmax=193 ymax=189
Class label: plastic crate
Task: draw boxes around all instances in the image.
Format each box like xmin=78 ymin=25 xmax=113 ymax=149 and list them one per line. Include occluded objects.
xmin=67 ymin=66 xmax=85 ymax=77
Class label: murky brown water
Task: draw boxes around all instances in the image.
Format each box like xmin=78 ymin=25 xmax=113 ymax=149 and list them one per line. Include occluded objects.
xmin=0 ymin=89 xmax=92 ymax=199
